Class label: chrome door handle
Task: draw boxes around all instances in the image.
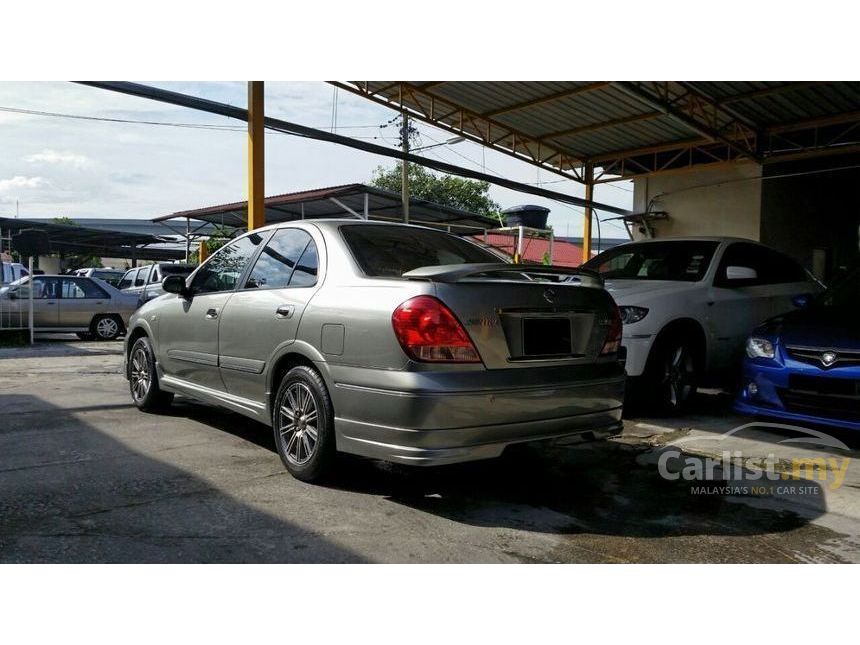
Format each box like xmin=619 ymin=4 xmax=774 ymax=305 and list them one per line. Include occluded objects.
xmin=205 ymin=308 xmax=219 ymax=319
xmin=275 ymin=305 xmax=295 ymax=319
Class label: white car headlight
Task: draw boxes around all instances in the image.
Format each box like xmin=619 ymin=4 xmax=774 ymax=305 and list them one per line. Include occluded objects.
xmin=619 ymin=306 xmax=648 ymax=324
xmin=746 ymin=336 xmax=775 ymax=359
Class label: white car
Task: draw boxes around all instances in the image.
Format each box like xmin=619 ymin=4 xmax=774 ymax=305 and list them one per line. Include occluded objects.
xmin=583 ymin=237 xmax=823 ymax=412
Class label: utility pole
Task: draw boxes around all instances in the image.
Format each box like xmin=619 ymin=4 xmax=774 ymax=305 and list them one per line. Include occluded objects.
xmin=400 ymin=111 xmax=409 ymax=224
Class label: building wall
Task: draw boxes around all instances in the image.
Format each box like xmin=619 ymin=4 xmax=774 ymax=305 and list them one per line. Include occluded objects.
xmin=632 ymin=163 xmax=763 ymax=241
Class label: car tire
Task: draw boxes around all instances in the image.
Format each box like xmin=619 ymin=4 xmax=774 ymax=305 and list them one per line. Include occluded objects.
xmin=91 ymin=314 xmax=124 ymax=341
xmin=128 ymin=336 xmax=174 ymax=412
xmin=272 ymin=365 xmax=336 ymax=483
xmin=645 ymin=335 xmax=699 ymax=415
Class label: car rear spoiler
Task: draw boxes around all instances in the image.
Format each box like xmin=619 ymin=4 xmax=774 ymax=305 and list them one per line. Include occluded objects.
xmin=402 ymin=263 xmax=604 ymax=287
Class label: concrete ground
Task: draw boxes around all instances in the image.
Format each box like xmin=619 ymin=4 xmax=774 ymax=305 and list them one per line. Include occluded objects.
xmin=3 ymin=336 xmax=860 ymax=563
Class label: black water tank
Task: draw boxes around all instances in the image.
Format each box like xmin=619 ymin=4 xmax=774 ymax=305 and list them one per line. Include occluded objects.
xmin=502 ymin=205 xmax=550 ymax=229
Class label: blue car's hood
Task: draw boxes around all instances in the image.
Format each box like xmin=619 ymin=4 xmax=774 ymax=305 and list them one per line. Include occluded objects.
xmin=771 ymin=307 xmax=860 ymax=350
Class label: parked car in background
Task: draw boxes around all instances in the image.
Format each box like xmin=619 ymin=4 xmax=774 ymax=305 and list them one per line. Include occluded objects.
xmin=119 ymin=263 xmax=195 ymax=305
xmin=735 ymin=264 xmax=859 ymax=430
xmin=0 ymin=274 xmax=139 ymax=340
xmin=1 ymin=261 xmax=28 ymax=285
xmin=72 ymin=267 xmax=125 ymax=287
xmin=583 ymin=237 xmax=822 ymax=413
xmin=124 ymin=220 xmax=625 ymax=482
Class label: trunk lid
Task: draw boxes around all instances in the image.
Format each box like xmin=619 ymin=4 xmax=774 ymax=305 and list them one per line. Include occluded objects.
xmin=404 ymin=264 xmax=617 ymax=369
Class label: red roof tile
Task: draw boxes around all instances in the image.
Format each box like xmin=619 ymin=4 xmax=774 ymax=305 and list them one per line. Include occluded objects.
xmin=472 ymin=233 xmax=584 ymax=267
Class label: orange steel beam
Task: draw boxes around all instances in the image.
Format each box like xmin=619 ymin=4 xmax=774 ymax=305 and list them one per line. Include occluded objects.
xmin=247 ymin=81 xmax=265 ymax=231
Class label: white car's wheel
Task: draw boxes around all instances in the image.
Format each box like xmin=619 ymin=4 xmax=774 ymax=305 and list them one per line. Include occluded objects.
xmin=645 ymin=336 xmax=699 ymax=414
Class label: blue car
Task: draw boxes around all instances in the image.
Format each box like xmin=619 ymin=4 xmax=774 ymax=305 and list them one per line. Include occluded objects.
xmin=735 ymin=265 xmax=859 ymax=431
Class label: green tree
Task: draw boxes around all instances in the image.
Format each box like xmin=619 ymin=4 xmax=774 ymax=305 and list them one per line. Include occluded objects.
xmin=189 ymin=225 xmax=233 ymax=264
xmin=370 ymin=164 xmax=502 ymax=221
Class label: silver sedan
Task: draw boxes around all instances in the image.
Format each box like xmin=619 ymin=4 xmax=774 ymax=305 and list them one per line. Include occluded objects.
xmin=123 ymin=220 xmax=625 ymax=482
xmin=0 ymin=274 xmax=139 ymax=340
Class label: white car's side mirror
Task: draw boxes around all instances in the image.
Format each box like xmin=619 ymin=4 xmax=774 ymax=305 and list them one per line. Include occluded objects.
xmin=725 ymin=265 xmax=757 ymax=281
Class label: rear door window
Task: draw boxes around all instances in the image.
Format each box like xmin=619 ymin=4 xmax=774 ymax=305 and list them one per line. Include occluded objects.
xmin=245 ymin=228 xmax=317 ymax=290
xmin=61 ymin=278 xmax=108 ymax=299
xmin=341 ymin=224 xmax=498 ymax=277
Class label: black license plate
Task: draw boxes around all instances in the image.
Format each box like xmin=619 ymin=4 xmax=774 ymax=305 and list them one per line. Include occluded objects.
xmin=522 ymin=318 xmax=571 ymax=356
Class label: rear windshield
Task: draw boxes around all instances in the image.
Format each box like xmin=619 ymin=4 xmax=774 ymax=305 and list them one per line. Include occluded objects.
xmin=583 ymin=241 xmax=719 ymax=282
xmin=341 ymin=224 xmax=500 ymax=277
xmin=161 ymin=265 xmax=194 ymax=276
xmin=92 ymin=270 xmax=122 ymax=279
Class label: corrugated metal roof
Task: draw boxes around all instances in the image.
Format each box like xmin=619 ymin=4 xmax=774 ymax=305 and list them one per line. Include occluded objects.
xmin=337 ymin=82 xmax=860 ymax=179
xmin=154 ymin=183 xmax=499 ymax=235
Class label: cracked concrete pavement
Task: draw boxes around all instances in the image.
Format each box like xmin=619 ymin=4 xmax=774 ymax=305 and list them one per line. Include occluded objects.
xmin=3 ymin=336 xmax=860 ymax=563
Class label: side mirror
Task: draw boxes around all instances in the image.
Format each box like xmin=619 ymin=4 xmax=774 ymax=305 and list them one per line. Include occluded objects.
xmin=162 ymin=274 xmax=189 ymax=297
xmin=792 ymin=293 xmax=812 ymax=309
xmin=725 ymin=266 xmax=758 ymax=281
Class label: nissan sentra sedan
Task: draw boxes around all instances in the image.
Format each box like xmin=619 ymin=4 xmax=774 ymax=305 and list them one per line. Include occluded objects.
xmin=124 ymin=220 xmax=625 ymax=482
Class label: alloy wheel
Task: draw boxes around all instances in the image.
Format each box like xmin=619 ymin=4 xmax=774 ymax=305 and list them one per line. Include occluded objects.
xmin=662 ymin=344 xmax=695 ymax=408
xmin=278 ymin=382 xmax=319 ymax=466
xmin=96 ymin=317 xmax=119 ymax=339
xmin=130 ymin=347 xmax=151 ymax=401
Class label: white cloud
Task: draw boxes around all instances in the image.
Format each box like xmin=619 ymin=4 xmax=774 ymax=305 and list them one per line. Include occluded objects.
xmin=0 ymin=175 xmax=46 ymax=192
xmin=25 ymin=149 xmax=91 ymax=168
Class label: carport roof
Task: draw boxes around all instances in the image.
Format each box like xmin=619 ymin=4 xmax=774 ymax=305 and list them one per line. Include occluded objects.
xmin=154 ymin=183 xmax=500 ymax=235
xmin=332 ymin=82 xmax=860 ymax=183
xmin=0 ymin=216 xmax=185 ymax=260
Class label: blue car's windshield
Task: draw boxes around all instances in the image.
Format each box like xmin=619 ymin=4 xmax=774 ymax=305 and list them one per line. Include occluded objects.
xmin=818 ymin=267 xmax=859 ymax=308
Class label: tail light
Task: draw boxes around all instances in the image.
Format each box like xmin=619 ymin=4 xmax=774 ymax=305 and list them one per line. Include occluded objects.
xmin=392 ymin=295 xmax=481 ymax=363
xmin=600 ymin=302 xmax=622 ymax=355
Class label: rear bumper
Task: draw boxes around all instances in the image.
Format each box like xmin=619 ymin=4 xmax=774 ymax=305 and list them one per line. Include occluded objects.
xmin=325 ymin=362 xmax=625 ymax=465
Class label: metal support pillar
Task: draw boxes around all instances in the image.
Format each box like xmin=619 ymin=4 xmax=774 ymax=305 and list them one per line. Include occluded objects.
xmin=582 ymin=163 xmax=594 ymax=264
xmin=28 ymin=256 xmax=34 ymax=345
xmin=198 ymin=240 xmax=209 ymax=263
xmin=401 ymin=111 xmax=410 ymax=223
xmin=185 ymin=217 xmax=191 ymax=262
xmin=247 ymin=81 xmax=265 ymax=231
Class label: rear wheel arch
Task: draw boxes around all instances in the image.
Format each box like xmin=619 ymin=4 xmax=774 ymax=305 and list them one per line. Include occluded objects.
xmin=268 ymin=351 xmax=321 ymax=413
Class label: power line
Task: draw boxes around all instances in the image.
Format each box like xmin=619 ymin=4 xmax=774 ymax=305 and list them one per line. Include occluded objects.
xmin=0 ymin=105 xmax=383 ymax=133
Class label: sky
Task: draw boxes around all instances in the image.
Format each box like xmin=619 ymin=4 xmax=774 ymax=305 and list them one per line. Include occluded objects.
xmin=0 ymin=81 xmax=633 ymax=238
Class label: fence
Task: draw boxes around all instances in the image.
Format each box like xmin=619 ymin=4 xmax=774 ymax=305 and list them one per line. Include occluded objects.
xmin=1 ymin=228 xmax=34 ymax=343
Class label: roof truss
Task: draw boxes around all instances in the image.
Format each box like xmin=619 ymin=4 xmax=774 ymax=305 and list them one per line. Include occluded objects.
xmin=333 ymin=81 xmax=860 ymax=183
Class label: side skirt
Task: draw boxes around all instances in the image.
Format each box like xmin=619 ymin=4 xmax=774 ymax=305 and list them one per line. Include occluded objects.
xmin=159 ymin=373 xmax=270 ymax=425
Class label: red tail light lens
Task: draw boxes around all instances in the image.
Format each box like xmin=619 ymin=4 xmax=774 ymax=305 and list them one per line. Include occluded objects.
xmin=600 ymin=302 xmax=623 ymax=355
xmin=392 ymin=296 xmax=481 ymax=363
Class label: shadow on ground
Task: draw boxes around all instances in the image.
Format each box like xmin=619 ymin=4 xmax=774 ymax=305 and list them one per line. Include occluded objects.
xmin=170 ymin=397 xmax=829 ymax=554
xmin=0 ymin=394 xmax=363 ymax=563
